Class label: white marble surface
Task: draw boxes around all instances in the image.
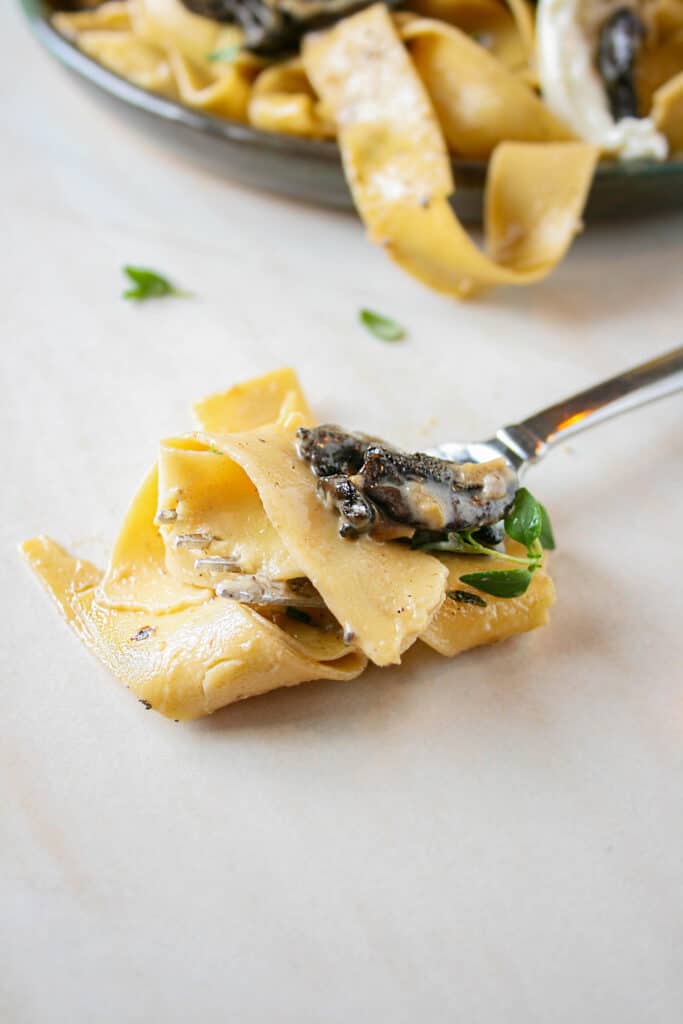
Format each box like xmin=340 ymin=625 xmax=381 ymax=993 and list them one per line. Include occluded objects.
xmin=3 ymin=7 xmax=683 ymax=1023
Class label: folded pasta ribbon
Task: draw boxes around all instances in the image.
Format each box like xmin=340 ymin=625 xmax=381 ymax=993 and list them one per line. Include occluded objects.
xmin=249 ymin=59 xmax=336 ymax=137
xmin=303 ymin=4 xmax=598 ymax=298
xmin=55 ymin=0 xmax=256 ymax=119
xmin=652 ymin=70 xmax=683 ymax=152
xmin=408 ymin=0 xmax=536 ymax=78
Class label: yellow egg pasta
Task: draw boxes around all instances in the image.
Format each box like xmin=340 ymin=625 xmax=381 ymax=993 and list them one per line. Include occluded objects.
xmin=99 ymin=463 xmax=211 ymax=613
xmin=422 ymin=545 xmax=554 ymax=656
xmin=401 ymin=16 xmax=573 ymax=157
xmin=402 ymin=0 xmax=532 ymax=76
xmin=193 ymin=366 xmax=313 ymax=434
xmin=303 ymin=5 xmax=597 ymax=298
xmin=52 ymin=0 xmax=683 ymax=299
xmin=165 ymin=45 xmax=251 ymax=117
xmin=21 ymin=369 xmax=556 ymax=718
xmin=248 ymin=59 xmax=335 ymax=137
xmin=53 ymin=1 xmax=132 ymax=35
xmin=22 ymin=536 xmax=364 ymax=720
xmin=653 ymin=70 xmax=683 ymax=151
xmin=157 ymin=436 xmax=304 ymax=583
xmin=53 ymin=1 xmax=178 ymax=97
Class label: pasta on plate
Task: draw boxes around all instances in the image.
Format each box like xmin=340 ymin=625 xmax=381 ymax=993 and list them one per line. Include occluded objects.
xmin=21 ymin=369 xmax=555 ymax=720
xmin=52 ymin=0 xmax=683 ymax=296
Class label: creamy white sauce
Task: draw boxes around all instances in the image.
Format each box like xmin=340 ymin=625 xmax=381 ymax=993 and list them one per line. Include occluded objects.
xmin=454 ymin=459 xmax=515 ymax=501
xmin=399 ymin=459 xmax=515 ymax=531
xmin=536 ymin=0 xmax=668 ymax=161
xmin=400 ymin=479 xmax=454 ymax=531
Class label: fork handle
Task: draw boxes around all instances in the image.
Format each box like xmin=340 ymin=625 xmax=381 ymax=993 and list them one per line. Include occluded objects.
xmin=497 ymin=346 xmax=683 ymax=465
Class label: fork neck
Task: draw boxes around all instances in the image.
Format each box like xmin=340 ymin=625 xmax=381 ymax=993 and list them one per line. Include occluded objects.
xmin=493 ymin=425 xmax=546 ymax=472
xmin=497 ymin=346 xmax=683 ymax=472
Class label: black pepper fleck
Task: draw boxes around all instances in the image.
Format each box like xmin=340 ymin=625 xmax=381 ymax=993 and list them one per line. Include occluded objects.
xmin=447 ymin=589 xmax=487 ymax=608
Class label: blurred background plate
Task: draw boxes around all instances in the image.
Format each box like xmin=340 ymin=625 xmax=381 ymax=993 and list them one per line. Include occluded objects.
xmin=21 ymin=0 xmax=683 ymax=223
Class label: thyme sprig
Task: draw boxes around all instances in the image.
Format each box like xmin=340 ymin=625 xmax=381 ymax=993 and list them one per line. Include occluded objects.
xmin=416 ymin=488 xmax=555 ymax=599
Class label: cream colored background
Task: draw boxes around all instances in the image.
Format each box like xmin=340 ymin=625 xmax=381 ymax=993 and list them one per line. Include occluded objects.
xmin=2 ymin=5 xmax=683 ymax=1022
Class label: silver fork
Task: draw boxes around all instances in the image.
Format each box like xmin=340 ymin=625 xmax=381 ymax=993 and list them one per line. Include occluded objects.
xmin=426 ymin=346 xmax=683 ymax=474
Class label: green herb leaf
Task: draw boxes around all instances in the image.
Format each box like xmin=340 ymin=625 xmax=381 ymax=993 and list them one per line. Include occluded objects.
xmin=504 ymin=488 xmax=542 ymax=548
xmin=122 ymin=266 xmax=190 ymax=301
xmin=286 ymin=606 xmax=312 ymax=624
xmin=413 ymin=531 xmax=472 ymax=554
xmin=459 ymin=569 xmax=533 ymax=598
xmin=359 ymin=309 xmax=405 ymax=341
xmin=207 ymin=45 xmax=241 ymax=63
xmin=538 ymin=503 xmax=556 ymax=550
xmin=447 ymin=589 xmax=487 ymax=607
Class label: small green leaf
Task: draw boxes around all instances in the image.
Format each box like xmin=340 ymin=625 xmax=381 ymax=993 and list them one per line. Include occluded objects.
xmin=504 ymin=487 xmax=542 ymax=548
xmin=122 ymin=266 xmax=190 ymax=301
xmin=459 ymin=569 xmax=533 ymax=598
xmin=413 ymin=531 xmax=471 ymax=553
xmin=539 ymin=503 xmax=556 ymax=550
xmin=207 ymin=45 xmax=241 ymax=63
xmin=286 ymin=606 xmax=312 ymax=624
xmin=447 ymin=589 xmax=487 ymax=607
xmin=359 ymin=309 xmax=405 ymax=341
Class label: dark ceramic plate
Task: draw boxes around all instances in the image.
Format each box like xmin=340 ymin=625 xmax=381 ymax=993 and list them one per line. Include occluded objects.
xmin=21 ymin=0 xmax=683 ymax=222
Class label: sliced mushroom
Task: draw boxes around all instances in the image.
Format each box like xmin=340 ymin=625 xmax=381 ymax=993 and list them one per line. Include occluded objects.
xmin=180 ymin=0 xmax=398 ymax=53
xmin=297 ymin=425 xmax=518 ymax=539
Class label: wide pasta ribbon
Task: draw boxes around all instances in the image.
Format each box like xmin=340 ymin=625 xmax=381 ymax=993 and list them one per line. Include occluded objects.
xmin=401 ymin=14 xmax=573 ymax=157
xmin=653 ymin=70 xmax=683 ymax=152
xmin=303 ymin=3 xmax=598 ymax=298
xmin=408 ymin=0 xmax=536 ymax=77
xmin=55 ymin=0 xmax=256 ymax=119
xmin=248 ymin=59 xmax=336 ymax=137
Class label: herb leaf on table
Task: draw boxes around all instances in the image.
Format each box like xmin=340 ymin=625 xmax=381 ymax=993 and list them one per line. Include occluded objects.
xmin=359 ymin=309 xmax=405 ymax=341
xmin=122 ymin=266 xmax=190 ymax=301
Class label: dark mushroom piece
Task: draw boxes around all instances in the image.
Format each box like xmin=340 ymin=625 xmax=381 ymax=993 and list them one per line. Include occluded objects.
xmin=597 ymin=7 xmax=646 ymax=121
xmin=295 ymin=424 xmax=385 ymax=478
xmin=296 ymin=425 xmax=518 ymax=540
xmin=180 ymin=0 xmax=399 ymax=54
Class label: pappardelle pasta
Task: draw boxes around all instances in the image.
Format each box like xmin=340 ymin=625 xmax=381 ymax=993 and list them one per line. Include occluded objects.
xmin=51 ymin=0 xmax=683 ymax=297
xmin=21 ymin=368 xmax=555 ymax=720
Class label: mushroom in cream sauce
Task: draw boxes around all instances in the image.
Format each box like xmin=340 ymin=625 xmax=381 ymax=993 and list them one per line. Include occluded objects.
xmin=597 ymin=6 xmax=646 ymax=120
xmin=536 ymin=0 xmax=668 ymax=160
xmin=296 ymin=425 xmax=518 ymax=540
xmin=180 ymin=0 xmax=398 ymax=52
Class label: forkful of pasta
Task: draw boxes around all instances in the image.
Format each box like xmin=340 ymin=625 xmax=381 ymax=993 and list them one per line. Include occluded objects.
xmin=212 ymin=346 xmax=683 ymax=607
xmin=20 ymin=351 xmax=683 ymax=719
